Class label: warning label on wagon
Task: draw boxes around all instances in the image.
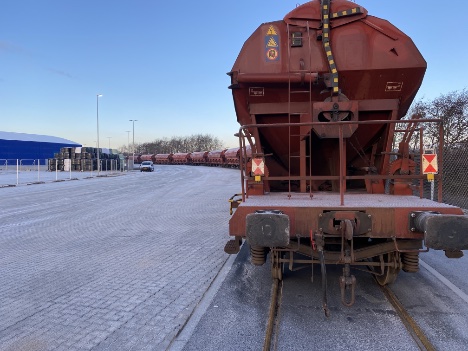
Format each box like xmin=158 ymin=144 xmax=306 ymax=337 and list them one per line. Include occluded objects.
xmin=265 ymin=25 xmax=280 ymax=62
xmin=385 ymin=82 xmax=403 ymax=92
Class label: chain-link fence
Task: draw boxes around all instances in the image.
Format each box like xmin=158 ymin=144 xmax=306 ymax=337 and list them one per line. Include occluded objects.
xmin=392 ymin=119 xmax=468 ymax=211
xmin=441 ymin=144 xmax=468 ymax=209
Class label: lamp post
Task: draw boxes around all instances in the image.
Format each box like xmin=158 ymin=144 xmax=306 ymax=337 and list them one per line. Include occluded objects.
xmin=129 ymin=119 xmax=138 ymax=168
xmin=125 ymin=131 xmax=130 ymax=150
xmin=107 ymin=137 xmax=112 ymax=149
xmin=125 ymin=131 xmax=131 ymax=171
xmin=96 ymin=94 xmax=103 ymax=175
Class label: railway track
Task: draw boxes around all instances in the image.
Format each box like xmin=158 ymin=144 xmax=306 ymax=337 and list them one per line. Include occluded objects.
xmin=379 ymin=282 xmax=436 ymax=351
xmin=263 ymin=276 xmax=438 ymax=351
xmin=263 ymin=278 xmax=283 ymax=351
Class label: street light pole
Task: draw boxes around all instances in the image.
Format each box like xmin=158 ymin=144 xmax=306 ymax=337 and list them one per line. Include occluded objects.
xmin=129 ymin=119 xmax=138 ymax=168
xmin=96 ymin=94 xmax=103 ymax=175
xmin=125 ymin=131 xmax=131 ymax=171
xmin=107 ymin=137 xmax=111 ymax=149
xmin=125 ymin=131 xmax=130 ymax=150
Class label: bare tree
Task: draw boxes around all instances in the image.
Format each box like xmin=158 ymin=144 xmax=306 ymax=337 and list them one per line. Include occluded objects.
xmin=129 ymin=134 xmax=223 ymax=155
xmin=406 ymin=89 xmax=468 ymax=149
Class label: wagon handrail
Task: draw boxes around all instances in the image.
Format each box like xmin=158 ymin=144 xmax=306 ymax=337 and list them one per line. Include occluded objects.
xmin=237 ymin=118 xmax=444 ymax=205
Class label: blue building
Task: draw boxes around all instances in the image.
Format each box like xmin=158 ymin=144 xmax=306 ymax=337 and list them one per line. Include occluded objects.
xmin=0 ymin=131 xmax=81 ymax=163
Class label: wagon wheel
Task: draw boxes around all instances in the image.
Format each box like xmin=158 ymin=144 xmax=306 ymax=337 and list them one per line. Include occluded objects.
xmin=271 ymin=250 xmax=283 ymax=281
xmin=374 ymin=252 xmax=401 ymax=286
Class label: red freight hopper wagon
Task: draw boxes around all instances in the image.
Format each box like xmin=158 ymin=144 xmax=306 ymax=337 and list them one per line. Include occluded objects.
xmin=224 ymin=147 xmax=241 ymax=167
xmin=191 ymin=151 xmax=209 ymax=165
xmin=224 ymin=145 xmax=253 ymax=167
xmin=207 ymin=149 xmax=227 ymax=166
xmin=172 ymin=153 xmax=192 ymax=165
xmin=225 ymin=0 xmax=468 ymax=314
xmin=154 ymin=154 xmax=173 ymax=165
xmin=128 ymin=155 xmax=140 ymax=164
xmin=140 ymin=154 xmax=153 ymax=162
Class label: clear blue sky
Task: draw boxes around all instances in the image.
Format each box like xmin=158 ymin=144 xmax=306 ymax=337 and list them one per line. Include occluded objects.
xmin=1 ymin=1 xmax=467 ymax=150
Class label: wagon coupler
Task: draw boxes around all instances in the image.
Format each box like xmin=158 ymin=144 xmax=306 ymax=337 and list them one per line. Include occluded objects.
xmin=339 ymin=253 xmax=356 ymax=307
xmin=339 ymin=225 xmax=356 ymax=306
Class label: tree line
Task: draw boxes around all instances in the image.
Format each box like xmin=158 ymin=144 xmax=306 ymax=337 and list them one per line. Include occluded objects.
xmin=119 ymin=134 xmax=224 ymax=155
xmin=402 ymin=89 xmax=468 ymax=149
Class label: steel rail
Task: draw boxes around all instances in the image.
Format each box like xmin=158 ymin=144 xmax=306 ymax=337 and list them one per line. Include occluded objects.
xmin=379 ymin=283 xmax=436 ymax=351
xmin=263 ymin=278 xmax=283 ymax=351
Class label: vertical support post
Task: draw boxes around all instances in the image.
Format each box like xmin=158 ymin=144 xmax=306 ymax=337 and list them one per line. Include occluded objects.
xmin=382 ymin=109 xmax=399 ymax=177
xmin=339 ymin=125 xmax=345 ymax=206
xmin=300 ymin=139 xmax=307 ymax=193
xmin=239 ymin=128 xmax=246 ymax=202
xmin=419 ymin=126 xmax=424 ymax=199
xmin=438 ymin=122 xmax=444 ymax=202
xmin=16 ymin=159 xmax=19 ymax=185
xmin=96 ymin=94 xmax=103 ymax=175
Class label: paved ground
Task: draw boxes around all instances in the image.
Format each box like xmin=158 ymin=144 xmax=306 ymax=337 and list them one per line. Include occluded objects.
xmin=177 ymin=246 xmax=468 ymax=351
xmin=0 ymin=166 xmax=240 ymax=351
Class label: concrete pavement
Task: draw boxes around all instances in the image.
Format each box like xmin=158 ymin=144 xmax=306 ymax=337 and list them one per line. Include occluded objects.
xmin=0 ymin=166 xmax=240 ymax=351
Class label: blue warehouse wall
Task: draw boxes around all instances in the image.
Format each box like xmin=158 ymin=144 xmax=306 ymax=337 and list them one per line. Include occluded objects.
xmin=0 ymin=140 xmax=80 ymax=162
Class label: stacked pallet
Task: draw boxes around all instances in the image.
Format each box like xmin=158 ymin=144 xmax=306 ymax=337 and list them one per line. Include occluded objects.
xmin=49 ymin=147 xmax=124 ymax=172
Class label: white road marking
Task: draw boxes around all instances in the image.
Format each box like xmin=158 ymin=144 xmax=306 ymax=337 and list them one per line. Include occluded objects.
xmin=420 ymin=259 xmax=468 ymax=304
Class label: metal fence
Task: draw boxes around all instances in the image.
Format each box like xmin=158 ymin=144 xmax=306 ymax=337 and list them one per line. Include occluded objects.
xmin=0 ymin=159 xmax=126 ymax=187
xmin=394 ymin=140 xmax=468 ymax=210
xmin=440 ymin=146 xmax=468 ymax=209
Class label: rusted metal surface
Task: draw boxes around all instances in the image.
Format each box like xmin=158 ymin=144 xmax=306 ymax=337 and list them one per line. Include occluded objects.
xmin=229 ymin=1 xmax=426 ymax=185
xmin=207 ymin=149 xmax=227 ymax=166
xmin=230 ymin=193 xmax=463 ymax=238
xmin=154 ymin=153 xmax=173 ymax=164
xmin=225 ymin=0 xmax=468 ymax=309
xmin=224 ymin=147 xmax=240 ymax=166
xmin=190 ymin=151 xmax=208 ymax=165
xmin=139 ymin=154 xmax=153 ymax=162
xmin=172 ymin=152 xmax=192 ymax=165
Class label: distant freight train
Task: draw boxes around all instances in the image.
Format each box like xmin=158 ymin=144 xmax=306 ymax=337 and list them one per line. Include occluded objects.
xmin=129 ymin=146 xmax=252 ymax=168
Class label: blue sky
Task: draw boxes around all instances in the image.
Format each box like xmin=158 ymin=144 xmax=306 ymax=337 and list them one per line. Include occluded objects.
xmin=1 ymin=1 xmax=467 ymax=150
